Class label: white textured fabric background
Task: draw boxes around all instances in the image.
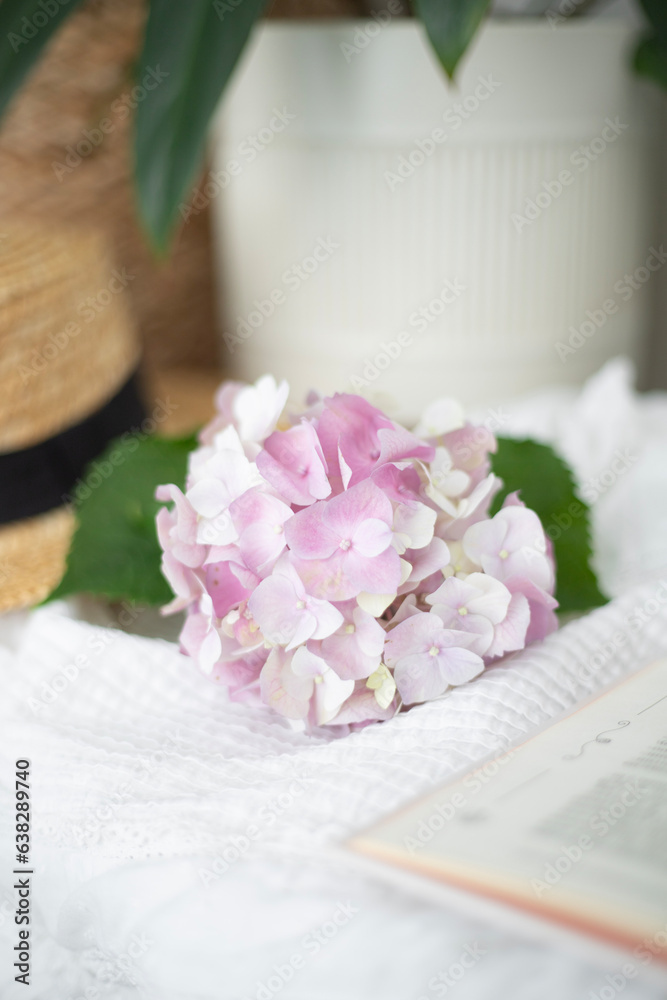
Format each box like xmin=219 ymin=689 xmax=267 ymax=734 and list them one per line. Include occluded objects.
xmin=1 ymin=359 xmax=667 ymax=999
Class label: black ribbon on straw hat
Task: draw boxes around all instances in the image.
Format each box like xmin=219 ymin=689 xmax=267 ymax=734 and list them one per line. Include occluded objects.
xmin=0 ymin=372 xmax=145 ymax=525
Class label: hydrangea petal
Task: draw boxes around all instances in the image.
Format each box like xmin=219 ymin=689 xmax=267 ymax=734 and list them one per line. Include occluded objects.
xmin=260 ymin=648 xmax=312 ymax=719
xmin=256 ymin=421 xmax=331 ymax=506
xmin=352 ymin=517 xmax=392 ymax=558
xmin=486 ymin=591 xmax=531 ymax=659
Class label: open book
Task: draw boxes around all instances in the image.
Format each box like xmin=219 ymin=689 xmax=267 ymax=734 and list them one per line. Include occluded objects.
xmin=346 ymin=660 xmax=667 ymax=965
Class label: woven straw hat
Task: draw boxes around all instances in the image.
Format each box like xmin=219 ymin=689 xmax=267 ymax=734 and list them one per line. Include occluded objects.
xmin=0 ymin=224 xmax=141 ymax=613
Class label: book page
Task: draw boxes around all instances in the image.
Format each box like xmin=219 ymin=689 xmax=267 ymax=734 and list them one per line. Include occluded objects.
xmin=347 ymin=660 xmax=667 ymax=956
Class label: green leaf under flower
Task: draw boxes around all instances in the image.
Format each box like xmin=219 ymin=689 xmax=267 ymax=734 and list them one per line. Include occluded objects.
xmin=49 ymin=433 xmax=196 ymax=606
xmin=49 ymin=430 xmax=607 ymax=617
xmin=491 ymin=437 xmax=607 ymax=615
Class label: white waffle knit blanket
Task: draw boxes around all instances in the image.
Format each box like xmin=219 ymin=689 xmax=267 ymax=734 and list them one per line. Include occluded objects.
xmin=1 ymin=359 xmax=667 ymax=1000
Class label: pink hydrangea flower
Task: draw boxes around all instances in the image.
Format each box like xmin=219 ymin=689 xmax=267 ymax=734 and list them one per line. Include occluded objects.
xmin=285 ymin=479 xmax=401 ymax=601
xmin=179 ymin=593 xmax=222 ymax=675
xmin=155 ymin=490 xmax=204 ymax=614
xmin=319 ymin=601 xmax=386 ymax=680
xmin=200 ymin=375 xmax=289 ymax=448
xmin=463 ymin=503 xmax=554 ymax=592
xmin=229 ymin=489 xmax=293 ymax=575
xmin=426 ymin=573 xmax=515 ymax=657
xmin=316 ymin=393 xmax=434 ymax=492
xmin=505 ymin=576 xmax=558 ymax=645
xmin=256 ymin=421 xmax=331 ymax=506
xmin=261 ymin=645 xmax=354 ymax=724
xmin=248 ymin=556 xmax=343 ymax=649
xmin=187 ymin=435 xmax=263 ymax=547
xmin=384 ymin=611 xmax=485 ymax=704
xmin=204 ymin=560 xmax=253 ymax=619
xmin=156 ymin=375 xmax=560 ymax=729
xmin=326 ymin=685 xmax=398 ymax=726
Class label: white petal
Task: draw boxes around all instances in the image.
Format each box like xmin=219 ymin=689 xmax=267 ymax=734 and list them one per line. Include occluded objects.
xmin=357 ymin=592 xmax=395 ymax=617
xmin=310 ymin=598 xmax=345 ymax=640
xmin=366 ymin=664 xmax=396 ymax=710
xmin=291 ymin=644 xmax=328 ymax=677
xmin=414 ymin=398 xmax=465 ymax=438
xmin=187 ymin=479 xmax=227 ymax=518
xmin=338 ymin=445 xmax=353 ymax=490
xmin=285 ymin=612 xmax=317 ymax=650
xmin=393 ymin=502 xmax=436 ymax=550
xmin=212 ymin=425 xmax=245 ymax=454
xmin=195 ymin=512 xmax=238 ymax=547
xmin=199 ymin=627 xmax=222 ymax=675
xmin=316 ymin=671 xmax=355 ymax=724
xmin=464 ymin=572 xmax=512 ymax=624
xmin=234 ymin=375 xmax=289 ymax=442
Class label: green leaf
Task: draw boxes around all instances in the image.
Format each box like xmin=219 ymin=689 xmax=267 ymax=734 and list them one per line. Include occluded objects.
xmin=637 ymin=0 xmax=667 ymax=45
xmin=491 ymin=437 xmax=607 ymax=615
xmin=134 ymin=0 xmax=267 ymax=252
xmin=634 ymin=34 xmax=667 ymax=91
xmin=633 ymin=1 xmax=667 ymax=91
xmin=413 ymin=0 xmax=491 ymax=80
xmin=49 ymin=433 xmax=197 ymax=606
xmin=0 ymin=0 xmax=86 ymax=120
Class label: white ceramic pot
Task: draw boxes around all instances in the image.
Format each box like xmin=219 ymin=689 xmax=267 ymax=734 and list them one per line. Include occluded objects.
xmin=210 ymin=19 xmax=658 ymax=422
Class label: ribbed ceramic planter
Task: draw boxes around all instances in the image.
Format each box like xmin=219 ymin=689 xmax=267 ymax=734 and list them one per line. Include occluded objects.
xmin=210 ymin=20 xmax=658 ymax=422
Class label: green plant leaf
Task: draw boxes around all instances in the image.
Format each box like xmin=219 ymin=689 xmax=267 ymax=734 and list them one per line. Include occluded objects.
xmin=634 ymin=1 xmax=667 ymax=90
xmin=491 ymin=437 xmax=607 ymax=614
xmin=637 ymin=0 xmax=667 ymax=44
xmin=49 ymin=433 xmax=197 ymax=606
xmin=134 ymin=0 xmax=267 ymax=252
xmin=413 ymin=0 xmax=491 ymax=80
xmin=0 ymin=0 xmax=86 ymax=120
xmin=634 ymin=35 xmax=667 ymax=91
